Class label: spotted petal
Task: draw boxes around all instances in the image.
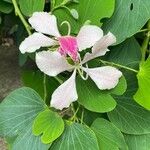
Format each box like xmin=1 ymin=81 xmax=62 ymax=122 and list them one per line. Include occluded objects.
xmin=19 ymin=32 xmax=57 ymax=53
xmin=77 ymin=25 xmax=103 ymax=51
xmin=82 ymin=32 xmax=116 ymax=64
xmin=50 ymin=70 xmax=78 ymax=110
xmin=36 ymin=51 xmax=73 ymax=76
xmin=83 ymin=66 xmax=122 ymax=90
xmin=29 ymin=12 xmax=61 ymax=37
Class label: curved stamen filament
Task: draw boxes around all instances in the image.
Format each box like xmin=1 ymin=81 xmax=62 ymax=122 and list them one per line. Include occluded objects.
xmin=61 ymin=21 xmax=71 ymax=35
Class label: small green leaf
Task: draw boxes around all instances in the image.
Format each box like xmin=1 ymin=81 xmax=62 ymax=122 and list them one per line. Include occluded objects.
xmin=91 ymin=118 xmax=128 ymax=150
xmin=19 ymin=0 xmax=45 ymax=16
xmin=70 ymin=8 xmax=79 ymax=19
xmin=33 ymin=109 xmax=64 ymax=144
xmin=0 ymin=1 xmax=13 ymax=14
xmin=50 ymin=122 xmax=99 ymax=150
xmin=134 ymin=58 xmax=150 ymax=110
xmin=77 ymin=77 xmax=116 ymax=113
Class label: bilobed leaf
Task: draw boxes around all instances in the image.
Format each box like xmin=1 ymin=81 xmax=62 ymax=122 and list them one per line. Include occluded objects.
xmin=134 ymin=58 xmax=150 ymax=110
xmin=91 ymin=118 xmax=128 ymax=150
xmin=77 ymin=77 xmax=117 ymax=113
xmin=54 ymin=0 xmax=115 ymax=34
xmin=33 ymin=109 xmax=64 ymax=144
xmin=19 ymin=0 xmax=45 ymax=16
xmin=50 ymin=122 xmax=99 ymax=150
xmin=124 ymin=134 xmax=150 ymax=150
xmin=0 ymin=1 xmax=13 ymax=14
xmin=0 ymin=87 xmax=49 ymax=150
xmin=12 ymin=124 xmax=50 ymax=150
xmin=103 ymin=0 xmax=150 ymax=44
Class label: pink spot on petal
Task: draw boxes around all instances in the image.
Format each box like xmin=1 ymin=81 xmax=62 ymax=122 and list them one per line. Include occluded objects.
xmin=58 ymin=36 xmax=78 ymax=61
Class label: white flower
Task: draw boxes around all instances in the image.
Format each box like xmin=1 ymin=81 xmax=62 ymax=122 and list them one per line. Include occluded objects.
xmin=19 ymin=12 xmax=122 ymax=110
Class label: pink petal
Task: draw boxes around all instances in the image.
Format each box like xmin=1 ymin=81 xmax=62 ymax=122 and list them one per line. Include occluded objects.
xmin=50 ymin=70 xmax=78 ymax=110
xmin=77 ymin=25 xmax=103 ymax=51
xmin=83 ymin=66 xmax=122 ymax=90
xmin=36 ymin=51 xmax=73 ymax=76
xmin=58 ymin=36 xmax=78 ymax=61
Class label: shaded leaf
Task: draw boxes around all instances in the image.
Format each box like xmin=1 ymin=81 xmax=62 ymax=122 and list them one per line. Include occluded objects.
xmin=91 ymin=118 xmax=128 ymax=150
xmin=0 ymin=1 xmax=13 ymax=14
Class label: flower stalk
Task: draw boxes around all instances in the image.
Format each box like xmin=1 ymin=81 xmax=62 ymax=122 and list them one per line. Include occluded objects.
xmin=12 ymin=0 xmax=32 ymax=35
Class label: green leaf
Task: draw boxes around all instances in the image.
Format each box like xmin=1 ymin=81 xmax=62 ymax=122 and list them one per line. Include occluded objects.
xmin=19 ymin=0 xmax=45 ymax=16
xmin=103 ymin=0 xmax=150 ymax=44
xmin=91 ymin=118 xmax=128 ymax=150
xmin=134 ymin=58 xmax=150 ymax=110
xmin=0 ymin=87 xmax=49 ymax=149
xmin=0 ymin=1 xmax=13 ymax=14
xmin=108 ymin=70 xmax=150 ymax=134
xmin=54 ymin=0 xmax=115 ymax=34
xmin=124 ymin=134 xmax=150 ymax=150
xmin=110 ymin=76 xmax=127 ymax=96
xmin=50 ymin=122 xmax=99 ymax=150
xmin=77 ymin=77 xmax=117 ymax=113
xmin=104 ymin=37 xmax=150 ymax=135
xmin=21 ymin=70 xmax=59 ymax=103
xmin=12 ymin=124 xmax=50 ymax=150
xmin=105 ymin=37 xmax=141 ymax=65
xmin=33 ymin=109 xmax=64 ymax=144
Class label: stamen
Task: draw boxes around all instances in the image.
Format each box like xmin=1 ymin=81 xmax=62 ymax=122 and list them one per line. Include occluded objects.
xmin=61 ymin=21 xmax=71 ymax=35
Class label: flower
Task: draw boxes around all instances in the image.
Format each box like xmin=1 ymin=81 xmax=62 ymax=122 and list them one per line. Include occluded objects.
xmin=19 ymin=12 xmax=122 ymax=110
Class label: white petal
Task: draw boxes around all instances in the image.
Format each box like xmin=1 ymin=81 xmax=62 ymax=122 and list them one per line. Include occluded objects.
xmin=82 ymin=32 xmax=116 ymax=64
xmin=19 ymin=32 xmax=57 ymax=53
xmin=36 ymin=51 xmax=73 ymax=76
xmin=29 ymin=12 xmax=61 ymax=37
xmin=77 ymin=25 xmax=103 ymax=51
xmin=92 ymin=32 xmax=116 ymax=53
xmin=50 ymin=70 xmax=78 ymax=110
xmin=83 ymin=66 xmax=122 ymax=90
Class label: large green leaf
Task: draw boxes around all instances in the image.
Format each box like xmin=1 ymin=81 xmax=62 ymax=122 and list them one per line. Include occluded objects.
xmin=77 ymin=77 xmax=117 ymax=113
xmin=0 ymin=87 xmax=49 ymax=150
xmin=19 ymin=0 xmax=45 ymax=16
xmin=134 ymin=58 xmax=150 ymax=110
xmin=54 ymin=0 xmax=115 ymax=34
xmin=33 ymin=109 xmax=64 ymax=144
xmin=103 ymin=0 xmax=150 ymax=44
xmin=50 ymin=122 xmax=99 ymax=150
xmin=124 ymin=134 xmax=150 ymax=150
xmin=91 ymin=118 xmax=128 ymax=150
xmin=12 ymin=124 xmax=50 ymax=150
xmin=0 ymin=1 xmax=13 ymax=14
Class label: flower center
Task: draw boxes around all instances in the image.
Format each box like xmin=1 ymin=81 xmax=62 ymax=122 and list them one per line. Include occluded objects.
xmin=58 ymin=36 xmax=78 ymax=61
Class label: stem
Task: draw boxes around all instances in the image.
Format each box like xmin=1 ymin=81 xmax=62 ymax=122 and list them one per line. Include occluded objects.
xmin=141 ymin=20 xmax=150 ymax=62
xmin=54 ymin=76 xmax=63 ymax=84
xmin=43 ymin=74 xmax=47 ymax=102
xmin=51 ymin=0 xmax=69 ymax=12
xmin=70 ymin=104 xmax=79 ymax=122
xmin=12 ymin=0 xmax=31 ymax=35
xmin=81 ymin=108 xmax=84 ymax=124
xmin=100 ymin=59 xmax=138 ymax=73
